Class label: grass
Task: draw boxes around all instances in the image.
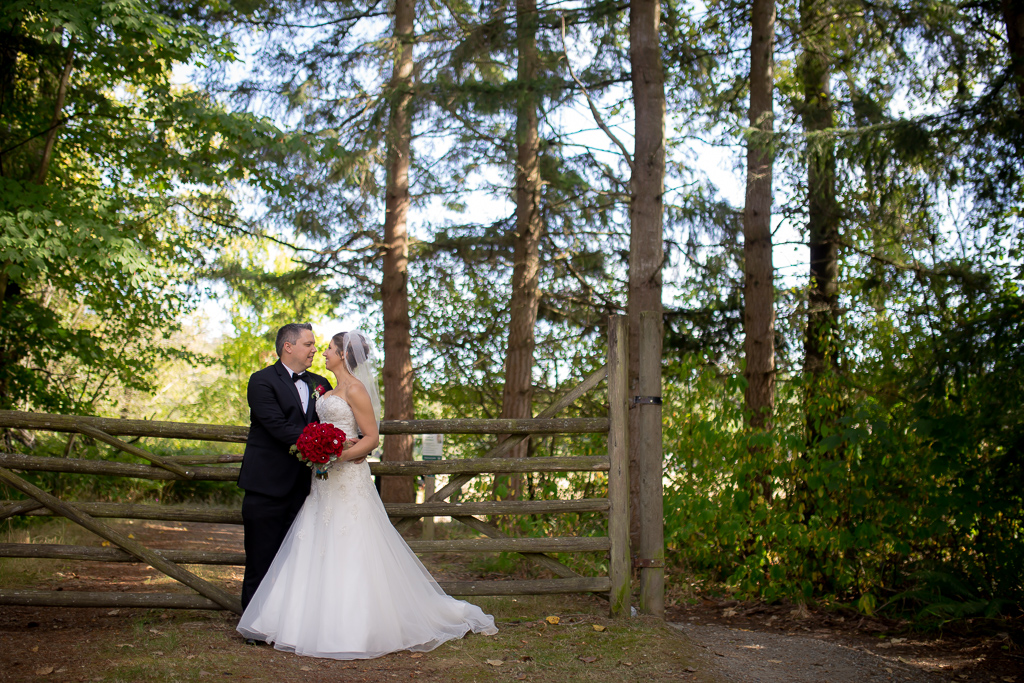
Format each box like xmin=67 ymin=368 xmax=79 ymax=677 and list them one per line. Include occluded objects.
xmin=0 ymin=520 xmax=711 ymax=681
xmin=0 ymin=518 xmax=86 ymax=590
xmin=1 ymin=596 xmax=715 ymax=683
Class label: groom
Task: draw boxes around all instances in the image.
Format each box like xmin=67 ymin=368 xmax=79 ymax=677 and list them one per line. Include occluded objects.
xmin=237 ymin=323 xmax=333 ymax=610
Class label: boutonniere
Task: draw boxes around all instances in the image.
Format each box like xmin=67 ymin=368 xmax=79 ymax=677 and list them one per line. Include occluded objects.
xmin=312 ymin=385 xmax=327 ymax=400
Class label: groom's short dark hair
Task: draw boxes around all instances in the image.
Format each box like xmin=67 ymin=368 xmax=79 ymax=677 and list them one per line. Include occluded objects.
xmin=276 ymin=323 xmax=313 ymax=356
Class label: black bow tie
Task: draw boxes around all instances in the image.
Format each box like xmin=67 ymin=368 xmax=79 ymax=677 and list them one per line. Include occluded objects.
xmin=293 ymin=372 xmax=307 ymax=381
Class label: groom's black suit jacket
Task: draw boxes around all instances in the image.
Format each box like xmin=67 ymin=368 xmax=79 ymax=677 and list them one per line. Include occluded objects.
xmin=237 ymin=361 xmax=333 ymax=498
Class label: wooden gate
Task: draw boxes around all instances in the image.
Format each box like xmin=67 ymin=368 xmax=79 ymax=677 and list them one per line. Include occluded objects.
xmin=0 ymin=317 xmax=634 ymax=616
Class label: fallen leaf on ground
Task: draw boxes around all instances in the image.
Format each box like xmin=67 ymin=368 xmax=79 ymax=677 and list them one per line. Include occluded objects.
xmin=619 ymin=661 xmax=633 ymax=667
xmin=722 ymin=608 xmax=738 ymax=617
xmin=300 ymin=666 xmax=312 ymax=671
xmin=485 ymin=659 xmax=503 ymax=667
xmin=545 ymin=616 xmax=560 ymax=625
xmin=685 ymin=666 xmax=697 ymax=672
xmin=410 ymin=653 xmax=422 ymax=658
xmin=107 ymin=610 xmax=119 ymax=616
xmin=592 ymin=625 xmax=606 ymax=632
xmin=31 ymin=646 xmax=38 ymax=652
xmin=115 ymin=644 xmax=134 ymax=648
xmin=579 ymin=655 xmax=598 ymax=663
xmin=34 ymin=666 xmax=54 ymax=675
xmin=520 ymin=655 xmax=533 ymax=662
xmin=153 ymin=651 xmax=164 ymax=656
xmin=516 ymin=675 xmax=527 ymax=681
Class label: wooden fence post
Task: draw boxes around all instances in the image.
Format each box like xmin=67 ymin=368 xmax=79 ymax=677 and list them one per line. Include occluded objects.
xmin=638 ymin=310 xmax=665 ymax=617
xmin=607 ymin=315 xmax=631 ymax=617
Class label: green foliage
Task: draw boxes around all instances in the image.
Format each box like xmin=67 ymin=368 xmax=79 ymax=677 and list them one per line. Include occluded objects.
xmin=1 ymin=0 xmax=1021 ymax=631
xmin=0 ymin=0 xmax=284 ymax=415
xmin=662 ymin=322 xmax=1023 ymax=617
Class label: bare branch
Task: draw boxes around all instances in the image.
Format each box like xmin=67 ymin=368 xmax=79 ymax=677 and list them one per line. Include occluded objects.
xmin=558 ymin=15 xmax=634 ymax=173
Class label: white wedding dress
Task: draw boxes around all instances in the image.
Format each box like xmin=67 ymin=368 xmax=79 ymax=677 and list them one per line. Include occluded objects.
xmin=237 ymin=394 xmax=497 ymax=658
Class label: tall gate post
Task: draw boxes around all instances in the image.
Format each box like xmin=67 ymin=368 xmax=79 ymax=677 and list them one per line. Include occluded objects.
xmin=607 ymin=315 xmax=631 ymax=617
xmin=638 ymin=310 xmax=665 ymax=616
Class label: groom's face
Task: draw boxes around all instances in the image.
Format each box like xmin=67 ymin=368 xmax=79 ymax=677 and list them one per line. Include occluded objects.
xmin=285 ymin=329 xmax=317 ymax=371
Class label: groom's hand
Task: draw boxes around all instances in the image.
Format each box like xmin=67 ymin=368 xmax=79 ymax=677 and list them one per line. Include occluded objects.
xmin=343 ymin=439 xmax=367 ymax=464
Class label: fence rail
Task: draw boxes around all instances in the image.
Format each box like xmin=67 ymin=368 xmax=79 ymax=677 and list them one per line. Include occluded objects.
xmin=0 ymin=536 xmax=611 ymax=563
xmin=0 ymin=412 xmax=608 ymax=439
xmin=0 ymin=316 xmax=638 ymax=617
xmin=0 ymin=453 xmax=610 ymax=482
xmin=3 ymin=498 xmax=611 ymax=523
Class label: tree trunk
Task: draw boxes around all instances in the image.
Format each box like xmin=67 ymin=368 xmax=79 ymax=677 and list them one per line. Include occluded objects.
xmin=35 ymin=42 xmax=74 ymax=185
xmin=799 ymin=0 xmax=840 ymax=452
xmin=743 ymin=0 xmax=776 ymax=436
xmin=1003 ymin=0 xmax=1024 ymax=107
xmin=380 ymin=0 xmax=416 ymax=505
xmin=628 ymin=0 xmax=666 ymax=551
xmin=0 ymin=40 xmax=73 ymax=415
xmin=0 ymin=263 xmax=9 ymax=315
xmin=498 ymin=0 xmax=544 ymax=500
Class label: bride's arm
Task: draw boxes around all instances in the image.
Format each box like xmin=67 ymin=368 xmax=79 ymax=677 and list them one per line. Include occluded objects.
xmin=338 ymin=385 xmax=380 ymax=463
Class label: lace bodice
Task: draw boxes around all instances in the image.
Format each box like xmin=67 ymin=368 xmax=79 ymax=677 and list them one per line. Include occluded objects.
xmin=316 ymin=394 xmax=360 ymax=439
xmin=306 ymin=394 xmax=374 ymax=530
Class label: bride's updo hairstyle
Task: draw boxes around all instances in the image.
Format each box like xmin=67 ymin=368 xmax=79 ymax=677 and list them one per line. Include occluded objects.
xmin=332 ymin=331 xmax=371 ymax=371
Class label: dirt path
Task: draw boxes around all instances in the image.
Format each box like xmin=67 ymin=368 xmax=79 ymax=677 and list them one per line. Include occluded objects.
xmin=672 ymin=622 xmax=943 ymax=682
xmin=1 ymin=520 xmax=1020 ymax=682
xmin=667 ymin=598 xmax=1022 ymax=682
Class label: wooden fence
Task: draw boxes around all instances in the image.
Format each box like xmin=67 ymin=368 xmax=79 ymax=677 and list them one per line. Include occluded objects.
xmin=0 ymin=316 xmax=651 ymax=618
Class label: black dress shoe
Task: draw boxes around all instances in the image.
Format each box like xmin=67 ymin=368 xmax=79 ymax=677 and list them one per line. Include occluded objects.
xmin=245 ymin=638 xmax=258 ymax=646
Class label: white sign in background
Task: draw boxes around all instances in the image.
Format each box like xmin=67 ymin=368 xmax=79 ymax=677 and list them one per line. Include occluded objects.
xmin=421 ymin=434 xmax=443 ymax=459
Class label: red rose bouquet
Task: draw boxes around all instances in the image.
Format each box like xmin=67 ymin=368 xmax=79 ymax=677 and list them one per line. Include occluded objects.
xmin=290 ymin=422 xmax=347 ymax=479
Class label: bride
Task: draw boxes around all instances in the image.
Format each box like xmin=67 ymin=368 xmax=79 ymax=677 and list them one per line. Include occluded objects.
xmin=237 ymin=330 xmax=497 ymax=658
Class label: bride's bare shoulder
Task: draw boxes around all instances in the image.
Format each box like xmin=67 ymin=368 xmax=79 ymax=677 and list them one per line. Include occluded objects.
xmin=339 ymin=382 xmax=371 ymax=412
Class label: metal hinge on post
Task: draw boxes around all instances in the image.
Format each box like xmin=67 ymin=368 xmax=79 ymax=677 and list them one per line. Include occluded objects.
xmin=630 ymin=395 xmax=662 ymax=407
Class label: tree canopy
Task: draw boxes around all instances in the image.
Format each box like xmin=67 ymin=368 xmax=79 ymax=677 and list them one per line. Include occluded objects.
xmin=1 ymin=0 xmax=1021 ymax=620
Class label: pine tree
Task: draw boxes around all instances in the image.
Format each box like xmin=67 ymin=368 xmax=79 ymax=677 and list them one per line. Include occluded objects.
xmin=380 ymin=0 xmax=417 ymax=505
xmin=743 ymin=0 xmax=776 ymax=436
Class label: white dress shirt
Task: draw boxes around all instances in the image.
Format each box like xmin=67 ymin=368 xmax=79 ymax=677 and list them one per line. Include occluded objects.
xmin=289 ymin=369 xmax=310 ymax=413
